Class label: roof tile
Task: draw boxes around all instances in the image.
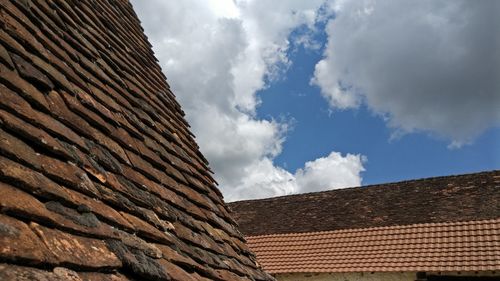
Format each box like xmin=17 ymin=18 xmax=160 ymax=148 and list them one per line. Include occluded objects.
xmin=0 ymin=215 xmax=57 ymax=265
xmin=0 ymin=264 xmax=88 ymax=281
xmin=31 ymin=222 xmax=122 ymax=269
xmin=230 ymin=171 xmax=500 ymax=236
xmin=231 ymin=171 xmax=499 ymax=274
xmin=0 ymin=0 xmax=271 ymax=279
xmin=244 ymin=219 xmax=500 ymax=273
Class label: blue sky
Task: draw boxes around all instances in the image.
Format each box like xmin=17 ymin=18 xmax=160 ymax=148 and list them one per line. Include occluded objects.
xmin=257 ymin=24 xmax=500 ymax=186
xmin=133 ymin=0 xmax=500 ymax=201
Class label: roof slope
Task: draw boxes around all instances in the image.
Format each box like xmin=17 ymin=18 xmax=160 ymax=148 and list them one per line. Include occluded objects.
xmin=0 ymin=0 xmax=272 ymax=280
xmin=229 ymin=171 xmax=500 ymax=236
xmin=247 ymin=218 xmax=500 ymax=273
xmin=230 ymin=171 xmax=500 ymax=274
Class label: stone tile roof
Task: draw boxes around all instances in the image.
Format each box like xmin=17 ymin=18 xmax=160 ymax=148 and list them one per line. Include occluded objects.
xmin=229 ymin=171 xmax=500 ymax=236
xmin=246 ymin=219 xmax=500 ymax=273
xmin=0 ymin=0 xmax=273 ymax=280
xmin=229 ymin=171 xmax=500 ymax=274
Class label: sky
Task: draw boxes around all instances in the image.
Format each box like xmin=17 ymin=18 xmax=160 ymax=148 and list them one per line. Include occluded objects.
xmin=131 ymin=0 xmax=500 ymax=202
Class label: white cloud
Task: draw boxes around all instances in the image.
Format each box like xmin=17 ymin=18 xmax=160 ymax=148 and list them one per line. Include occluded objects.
xmin=131 ymin=0 xmax=365 ymax=201
xmin=313 ymin=0 xmax=500 ymax=146
xmin=225 ymin=153 xmax=366 ymax=201
xmin=296 ymin=152 xmax=365 ymax=193
xmin=226 ymin=158 xmax=297 ymax=201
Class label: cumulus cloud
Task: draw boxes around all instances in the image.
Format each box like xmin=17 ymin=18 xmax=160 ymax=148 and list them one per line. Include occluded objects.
xmin=132 ymin=0 xmax=365 ymax=201
xmin=226 ymin=153 xmax=366 ymax=201
xmin=296 ymin=152 xmax=365 ymax=193
xmin=313 ymin=0 xmax=500 ymax=146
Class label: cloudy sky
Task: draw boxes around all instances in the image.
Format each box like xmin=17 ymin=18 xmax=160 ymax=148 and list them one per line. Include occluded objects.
xmin=131 ymin=0 xmax=500 ymax=202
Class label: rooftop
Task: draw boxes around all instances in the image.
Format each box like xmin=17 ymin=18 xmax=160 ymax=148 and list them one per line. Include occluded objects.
xmin=0 ymin=0 xmax=272 ymax=280
xmin=246 ymin=218 xmax=500 ymax=273
xmin=229 ymin=171 xmax=500 ymax=274
xmin=229 ymin=171 xmax=500 ymax=236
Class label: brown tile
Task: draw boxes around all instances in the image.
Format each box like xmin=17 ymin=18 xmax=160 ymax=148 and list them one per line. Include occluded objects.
xmin=10 ymin=52 xmax=54 ymax=91
xmin=0 ymin=127 xmax=42 ymax=169
xmin=30 ymin=222 xmax=122 ymax=269
xmin=0 ymin=0 xmax=273 ymax=279
xmin=0 ymin=109 xmax=71 ymax=160
xmin=213 ymin=269 xmax=249 ymax=281
xmin=155 ymin=243 xmax=205 ymax=273
xmin=0 ymin=154 xmax=72 ymax=202
xmin=0 ymin=215 xmax=57 ymax=265
xmin=120 ymin=211 xmax=175 ymax=245
xmin=0 ymin=264 xmax=82 ymax=281
xmin=157 ymin=259 xmax=199 ymax=281
xmin=229 ymin=171 xmax=500 ymax=237
xmin=105 ymin=239 xmax=170 ymax=281
xmin=0 ymin=181 xmax=58 ymax=224
xmin=59 ymin=89 xmax=114 ymax=134
xmin=0 ymin=62 xmax=50 ymax=112
xmin=116 ymin=229 xmax=162 ymax=259
xmin=0 ymin=43 xmax=14 ymax=68
xmin=40 ymin=155 xmax=101 ymax=197
xmin=0 ymin=84 xmax=87 ymax=149
xmin=78 ymin=272 xmax=133 ymax=281
xmin=64 ymin=187 xmax=134 ymax=231
xmin=244 ymin=219 xmax=500 ymax=273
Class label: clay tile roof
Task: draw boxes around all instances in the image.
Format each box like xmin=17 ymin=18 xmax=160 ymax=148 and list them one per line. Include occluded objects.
xmin=246 ymin=219 xmax=500 ymax=274
xmin=0 ymin=0 xmax=273 ymax=280
xmin=229 ymin=171 xmax=500 ymax=273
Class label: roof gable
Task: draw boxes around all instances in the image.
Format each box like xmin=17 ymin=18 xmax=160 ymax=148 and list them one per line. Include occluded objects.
xmin=0 ymin=0 xmax=272 ymax=280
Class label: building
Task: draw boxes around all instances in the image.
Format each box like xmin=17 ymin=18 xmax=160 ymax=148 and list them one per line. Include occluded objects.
xmin=229 ymin=171 xmax=500 ymax=281
xmin=0 ymin=1 xmax=273 ymax=280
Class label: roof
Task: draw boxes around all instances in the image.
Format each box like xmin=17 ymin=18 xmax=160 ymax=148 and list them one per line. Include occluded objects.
xmin=229 ymin=171 xmax=500 ymax=274
xmin=0 ymin=0 xmax=272 ymax=280
xmin=246 ymin=218 xmax=500 ymax=274
xmin=229 ymin=171 xmax=500 ymax=236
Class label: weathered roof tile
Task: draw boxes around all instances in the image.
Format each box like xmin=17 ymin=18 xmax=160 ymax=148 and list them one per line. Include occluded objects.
xmin=230 ymin=171 xmax=500 ymax=236
xmin=0 ymin=85 xmax=88 ymax=148
xmin=0 ymin=43 xmax=14 ymax=68
xmin=105 ymin=239 xmax=171 ymax=281
xmin=0 ymin=215 xmax=57 ymax=265
xmin=0 ymin=0 xmax=272 ymax=279
xmin=31 ymin=222 xmax=122 ymax=269
xmin=0 ymin=64 xmax=51 ymax=112
xmin=0 ymin=264 xmax=87 ymax=281
xmin=10 ymin=52 xmax=54 ymax=90
xmin=78 ymin=272 xmax=133 ymax=281
xmin=120 ymin=211 xmax=175 ymax=245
